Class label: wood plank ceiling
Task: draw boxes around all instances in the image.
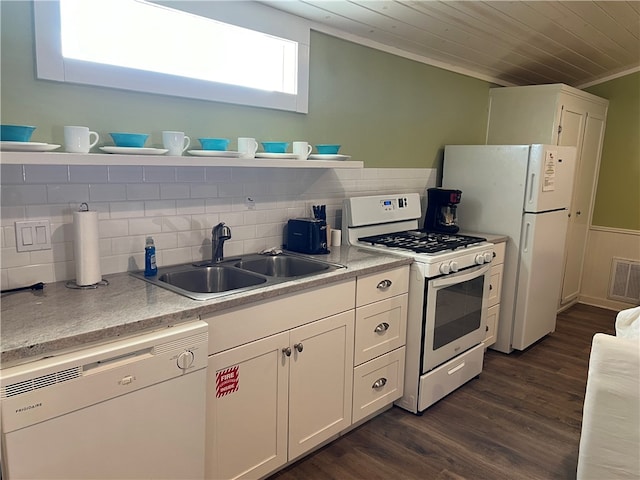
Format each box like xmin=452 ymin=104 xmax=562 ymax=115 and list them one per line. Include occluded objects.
xmin=259 ymin=1 xmax=640 ymax=87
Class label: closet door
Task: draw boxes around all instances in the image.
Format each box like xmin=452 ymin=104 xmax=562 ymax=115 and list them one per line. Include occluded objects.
xmin=560 ymin=112 xmax=607 ymax=304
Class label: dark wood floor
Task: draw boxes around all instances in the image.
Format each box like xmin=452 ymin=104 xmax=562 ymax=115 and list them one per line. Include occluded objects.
xmin=270 ymin=303 xmax=617 ymax=480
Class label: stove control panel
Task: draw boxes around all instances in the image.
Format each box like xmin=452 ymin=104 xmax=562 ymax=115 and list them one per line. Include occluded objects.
xmin=433 ymin=246 xmax=494 ymax=277
xmin=345 ymin=192 xmax=421 ymax=228
xmin=380 ymin=197 xmax=409 ymax=211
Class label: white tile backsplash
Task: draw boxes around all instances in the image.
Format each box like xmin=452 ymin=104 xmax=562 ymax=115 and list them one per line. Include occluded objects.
xmin=145 ymin=200 xmax=177 ymax=217
xmin=1 ymin=164 xmax=25 ymax=184
xmin=47 ymin=184 xmax=89 ymax=204
xmin=144 ymin=166 xmax=176 ymax=183
xmin=24 ymin=165 xmax=69 ymax=184
xmin=160 ymin=184 xmax=190 ymax=199
xmin=2 ymin=185 xmax=48 ymax=206
xmin=69 ymin=165 xmax=109 ymax=183
xmin=90 ymin=184 xmax=127 ymax=202
xmin=1 ymin=166 xmax=436 ymax=288
xmin=176 ymin=167 xmax=206 ymax=183
xmin=108 ymin=166 xmax=143 ymax=183
xmin=110 ymin=201 xmax=145 ymax=219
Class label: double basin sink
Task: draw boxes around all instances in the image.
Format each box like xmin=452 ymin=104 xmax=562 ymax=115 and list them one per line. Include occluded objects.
xmin=132 ymin=253 xmax=345 ymax=301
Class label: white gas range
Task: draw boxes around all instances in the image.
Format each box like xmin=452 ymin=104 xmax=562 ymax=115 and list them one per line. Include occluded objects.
xmin=343 ymin=193 xmax=495 ymax=413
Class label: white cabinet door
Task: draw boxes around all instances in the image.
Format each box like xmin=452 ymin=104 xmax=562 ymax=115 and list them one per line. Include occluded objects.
xmin=561 ymin=113 xmax=607 ymax=304
xmin=206 ymin=332 xmax=289 ymax=480
xmin=288 ymin=310 xmax=354 ymax=460
xmin=484 ymin=303 xmax=500 ymax=347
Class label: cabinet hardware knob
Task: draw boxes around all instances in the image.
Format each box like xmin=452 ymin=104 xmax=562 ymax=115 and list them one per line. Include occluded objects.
xmin=294 ymin=343 xmax=304 ymax=353
xmin=486 ymin=325 xmax=489 ymax=332
xmin=489 ymin=284 xmax=493 ymax=290
xmin=377 ymin=279 xmax=392 ymax=289
xmin=372 ymin=378 xmax=387 ymax=389
xmin=576 ymin=211 xmax=582 ymax=215
xmin=374 ymin=322 xmax=390 ymax=333
xmin=282 ymin=347 xmax=292 ymax=357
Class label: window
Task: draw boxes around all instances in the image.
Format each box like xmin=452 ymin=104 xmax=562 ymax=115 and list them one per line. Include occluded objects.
xmin=34 ymin=0 xmax=310 ymax=112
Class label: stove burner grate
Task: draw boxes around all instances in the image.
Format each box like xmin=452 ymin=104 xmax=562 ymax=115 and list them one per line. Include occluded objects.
xmin=359 ymin=231 xmax=486 ymax=254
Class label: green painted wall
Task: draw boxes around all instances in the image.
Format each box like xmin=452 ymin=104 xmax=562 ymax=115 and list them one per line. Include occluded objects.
xmin=586 ymin=72 xmax=640 ymax=230
xmin=0 ymin=2 xmax=490 ymax=169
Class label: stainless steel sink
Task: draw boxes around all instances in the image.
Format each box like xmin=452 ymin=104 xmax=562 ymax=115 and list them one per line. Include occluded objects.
xmin=234 ymin=255 xmax=331 ymax=277
xmin=131 ymin=252 xmax=344 ymax=301
xmin=159 ymin=265 xmax=266 ymax=293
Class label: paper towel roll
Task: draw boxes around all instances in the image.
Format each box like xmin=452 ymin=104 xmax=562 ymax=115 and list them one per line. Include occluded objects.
xmin=331 ymin=229 xmax=342 ymax=246
xmin=73 ymin=209 xmax=101 ymax=286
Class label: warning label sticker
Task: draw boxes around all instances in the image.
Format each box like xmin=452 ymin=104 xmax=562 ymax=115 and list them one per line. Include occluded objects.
xmin=216 ymin=366 xmax=239 ymax=398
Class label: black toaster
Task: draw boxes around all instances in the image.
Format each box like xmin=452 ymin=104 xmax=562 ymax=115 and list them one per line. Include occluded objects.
xmin=286 ymin=218 xmax=329 ymax=254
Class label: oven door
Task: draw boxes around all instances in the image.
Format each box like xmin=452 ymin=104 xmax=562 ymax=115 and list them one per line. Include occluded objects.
xmin=422 ymin=263 xmax=491 ymax=373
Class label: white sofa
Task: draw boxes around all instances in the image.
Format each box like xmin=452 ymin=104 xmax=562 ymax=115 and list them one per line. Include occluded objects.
xmin=577 ymin=307 xmax=640 ymax=479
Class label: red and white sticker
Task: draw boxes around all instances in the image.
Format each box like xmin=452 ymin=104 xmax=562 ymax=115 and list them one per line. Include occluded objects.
xmin=216 ymin=366 xmax=239 ymax=397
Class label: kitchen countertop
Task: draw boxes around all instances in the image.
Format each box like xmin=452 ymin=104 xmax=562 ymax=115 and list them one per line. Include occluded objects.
xmin=461 ymin=231 xmax=509 ymax=244
xmin=1 ymin=246 xmax=412 ymax=367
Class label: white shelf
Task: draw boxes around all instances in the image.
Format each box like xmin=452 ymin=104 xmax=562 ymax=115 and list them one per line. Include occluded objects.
xmin=0 ymin=151 xmax=363 ymax=169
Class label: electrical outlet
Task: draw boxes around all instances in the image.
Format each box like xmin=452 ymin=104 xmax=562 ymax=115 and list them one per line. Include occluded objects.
xmin=15 ymin=220 xmax=51 ymax=252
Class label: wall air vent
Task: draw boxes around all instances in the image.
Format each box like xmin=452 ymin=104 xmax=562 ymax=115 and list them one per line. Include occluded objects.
xmin=608 ymin=257 xmax=640 ymax=304
xmin=0 ymin=366 xmax=82 ymax=399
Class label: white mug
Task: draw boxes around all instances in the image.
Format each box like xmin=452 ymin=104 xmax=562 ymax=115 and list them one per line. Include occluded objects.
xmin=162 ymin=131 xmax=191 ymax=156
xmin=292 ymin=141 xmax=312 ymax=160
xmin=238 ymin=137 xmax=258 ymax=159
xmin=64 ymin=126 xmax=99 ymax=153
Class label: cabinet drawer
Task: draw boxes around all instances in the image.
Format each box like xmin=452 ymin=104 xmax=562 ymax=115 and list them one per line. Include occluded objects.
xmin=356 ymin=265 xmax=409 ymax=307
xmin=354 ymin=294 xmax=407 ymax=366
xmin=352 ymin=347 xmax=405 ymax=423
xmin=418 ymin=343 xmax=484 ymax=412
xmin=488 ymin=264 xmax=503 ymax=308
xmin=484 ymin=303 xmax=499 ymax=347
xmin=492 ymin=241 xmax=506 ymax=265
xmin=205 ymin=279 xmax=355 ymax=354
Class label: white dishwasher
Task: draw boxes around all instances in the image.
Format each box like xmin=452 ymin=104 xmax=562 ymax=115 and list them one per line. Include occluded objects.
xmin=0 ymin=320 xmax=208 ymax=480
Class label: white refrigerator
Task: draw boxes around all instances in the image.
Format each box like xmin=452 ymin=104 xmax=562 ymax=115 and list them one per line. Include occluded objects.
xmin=442 ymin=144 xmax=577 ymax=353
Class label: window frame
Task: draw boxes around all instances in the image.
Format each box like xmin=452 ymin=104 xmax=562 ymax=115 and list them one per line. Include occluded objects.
xmin=33 ymin=0 xmax=310 ymax=113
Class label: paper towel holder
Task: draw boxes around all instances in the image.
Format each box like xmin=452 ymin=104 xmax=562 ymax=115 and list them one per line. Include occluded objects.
xmin=65 ymin=202 xmax=110 ymax=290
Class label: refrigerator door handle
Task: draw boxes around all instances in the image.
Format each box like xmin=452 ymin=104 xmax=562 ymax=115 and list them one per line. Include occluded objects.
xmin=527 ymin=173 xmax=536 ymax=204
xmin=523 ymin=222 xmax=531 ymax=253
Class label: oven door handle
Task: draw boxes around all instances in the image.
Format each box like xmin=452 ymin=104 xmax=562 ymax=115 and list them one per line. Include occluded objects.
xmin=431 ymin=263 xmax=491 ymax=288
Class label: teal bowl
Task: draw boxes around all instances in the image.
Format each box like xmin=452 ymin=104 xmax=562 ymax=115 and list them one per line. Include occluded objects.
xmin=261 ymin=141 xmax=289 ymax=153
xmin=199 ymin=138 xmax=230 ymax=151
xmin=1 ymin=125 xmax=36 ymax=142
xmin=110 ymin=132 xmax=148 ymax=148
xmin=316 ymin=144 xmax=341 ymax=155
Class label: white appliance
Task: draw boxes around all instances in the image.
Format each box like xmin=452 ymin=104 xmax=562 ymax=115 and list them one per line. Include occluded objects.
xmin=0 ymin=321 xmax=209 ymax=479
xmin=443 ymin=144 xmax=577 ymax=353
xmin=343 ymin=193 xmax=495 ymax=414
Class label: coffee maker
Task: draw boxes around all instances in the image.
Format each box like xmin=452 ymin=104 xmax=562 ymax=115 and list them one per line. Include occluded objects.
xmin=424 ymin=187 xmax=462 ymax=233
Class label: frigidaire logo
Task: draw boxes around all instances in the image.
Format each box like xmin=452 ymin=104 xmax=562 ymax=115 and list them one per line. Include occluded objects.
xmin=16 ymin=402 xmax=42 ymax=414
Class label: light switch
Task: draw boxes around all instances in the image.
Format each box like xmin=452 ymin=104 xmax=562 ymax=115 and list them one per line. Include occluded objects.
xmin=15 ymin=220 xmax=51 ymax=252
xmin=21 ymin=227 xmax=33 ymax=245
xmin=35 ymin=225 xmax=47 ymax=244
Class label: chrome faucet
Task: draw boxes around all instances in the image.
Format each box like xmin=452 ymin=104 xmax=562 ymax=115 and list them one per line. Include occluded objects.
xmin=211 ymin=222 xmax=231 ymax=263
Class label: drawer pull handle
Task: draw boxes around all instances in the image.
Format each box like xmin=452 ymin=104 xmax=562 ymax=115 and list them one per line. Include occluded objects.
xmin=294 ymin=343 xmax=304 ymax=353
xmin=448 ymin=362 xmax=465 ymax=375
xmin=372 ymin=378 xmax=387 ymax=389
xmin=374 ymin=322 xmax=390 ymax=333
xmin=282 ymin=347 xmax=292 ymax=357
xmin=377 ymin=279 xmax=392 ymax=289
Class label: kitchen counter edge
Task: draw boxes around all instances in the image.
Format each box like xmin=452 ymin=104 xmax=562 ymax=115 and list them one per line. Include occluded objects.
xmin=1 ymin=247 xmax=411 ymax=367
